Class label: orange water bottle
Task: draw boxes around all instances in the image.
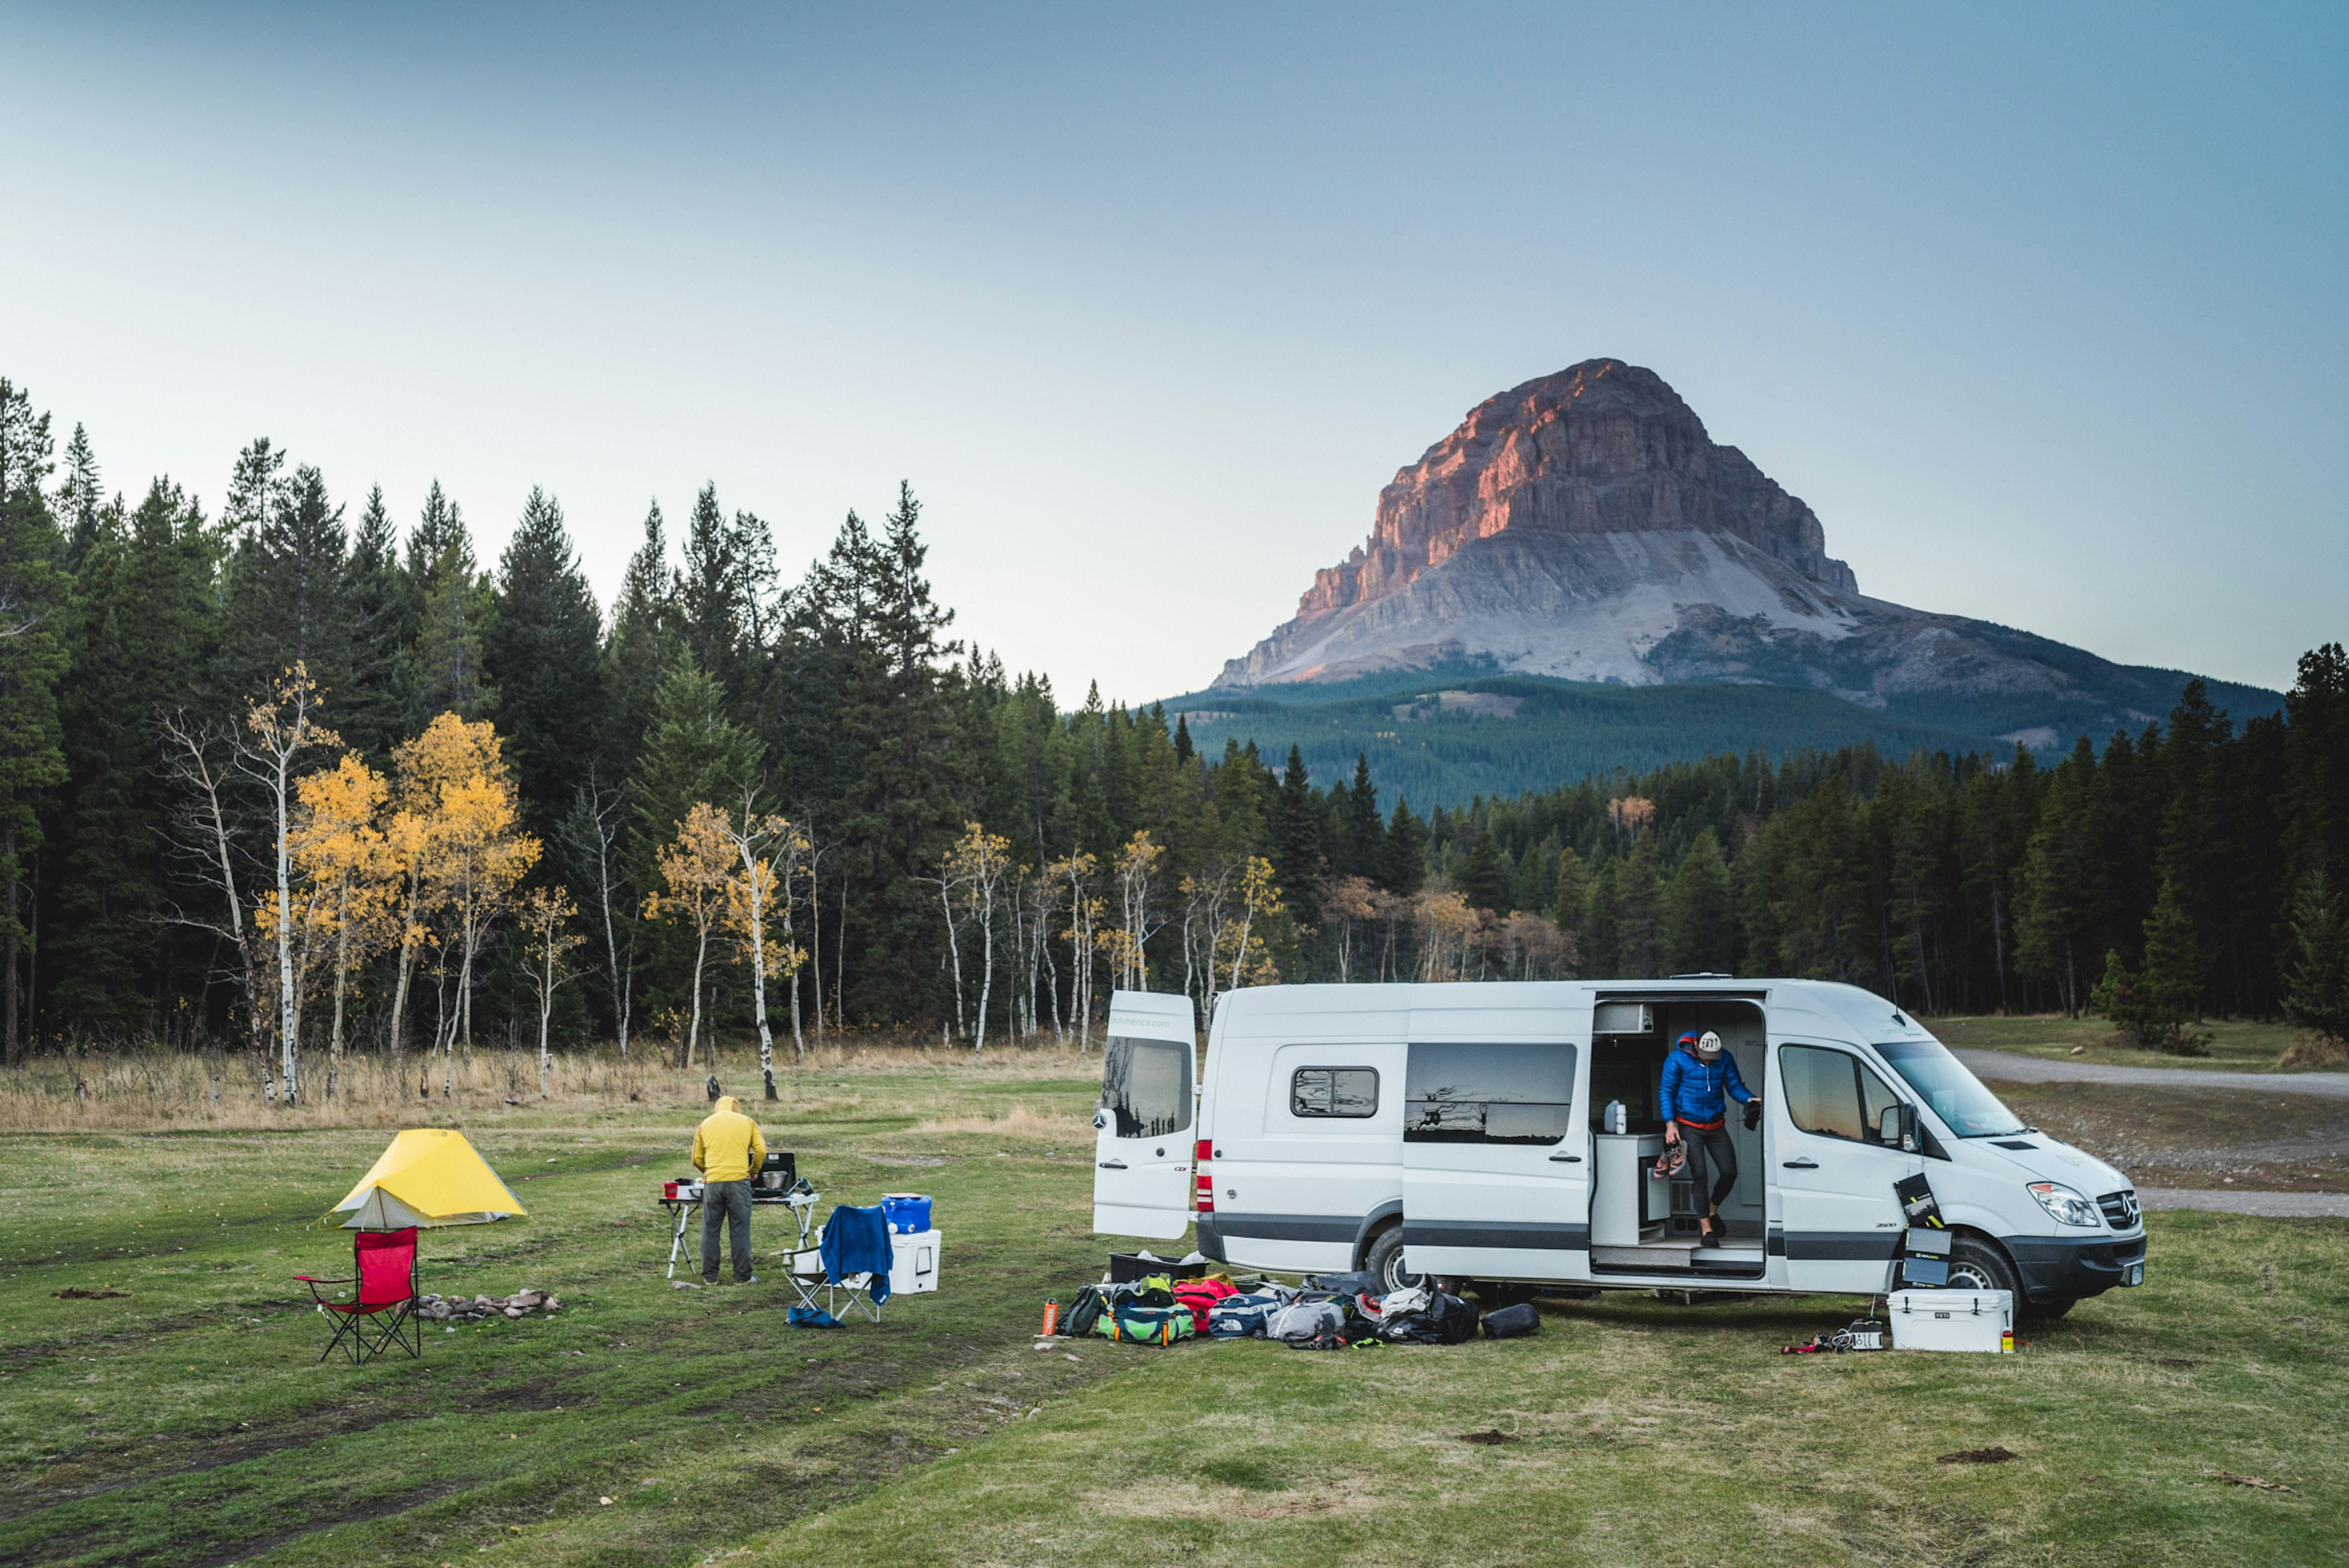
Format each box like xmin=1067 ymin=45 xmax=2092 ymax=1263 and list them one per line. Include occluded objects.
xmin=1041 ymin=1298 xmax=1061 ymax=1337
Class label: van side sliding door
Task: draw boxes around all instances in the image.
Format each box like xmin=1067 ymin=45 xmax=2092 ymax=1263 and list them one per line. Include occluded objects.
xmin=1401 ymin=1038 xmax=1587 ymax=1281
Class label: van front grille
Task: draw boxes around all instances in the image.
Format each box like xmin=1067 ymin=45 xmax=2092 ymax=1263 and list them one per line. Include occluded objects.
xmin=2097 ymin=1190 xmax=2140 ymax=1230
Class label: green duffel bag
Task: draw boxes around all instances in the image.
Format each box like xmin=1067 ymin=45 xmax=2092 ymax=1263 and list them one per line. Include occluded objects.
xmin=1096 ymin=1302 xmax=1197 ymax=1346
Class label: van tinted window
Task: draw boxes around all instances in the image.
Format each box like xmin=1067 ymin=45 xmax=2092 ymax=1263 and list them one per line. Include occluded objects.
xmin=1404 ymin=1042 xmax=1576 ymax=1145
xmin=1782 ymin=1045 xmax=1902 ymax=1146
xmin=1102 ymin=1036 xmax=1192 ymax=1139
xmin=1292 ymin=1068 xmax=1379 ymax=1118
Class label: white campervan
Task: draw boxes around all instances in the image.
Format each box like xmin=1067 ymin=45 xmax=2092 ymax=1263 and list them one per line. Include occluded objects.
xmin=1092 ymin=980 xmax=2148 ymax=1319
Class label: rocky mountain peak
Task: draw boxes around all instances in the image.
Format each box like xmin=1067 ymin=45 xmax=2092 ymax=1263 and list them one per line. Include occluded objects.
xmin=1294 ymin=357 xmax=1855 ymax=628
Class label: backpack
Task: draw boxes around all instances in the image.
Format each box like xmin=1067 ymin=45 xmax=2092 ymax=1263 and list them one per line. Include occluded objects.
xmin=1096 ymin=1302 xmax=1197 ymax=1346
xmin=1063 ymin=1284 xmax=1109 ymax=1339
xmin=1481 ymin=1301 xmax=1541 ymax=1339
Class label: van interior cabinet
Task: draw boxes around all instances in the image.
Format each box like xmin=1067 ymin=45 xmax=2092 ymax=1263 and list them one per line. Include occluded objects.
xmin=1590 ymin=1132 xmax=1663 ymax=1246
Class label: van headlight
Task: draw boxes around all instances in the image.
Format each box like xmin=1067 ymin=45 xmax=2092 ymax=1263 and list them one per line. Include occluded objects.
xmin=2027 ymin=1181 xmax=2103 ymax=1228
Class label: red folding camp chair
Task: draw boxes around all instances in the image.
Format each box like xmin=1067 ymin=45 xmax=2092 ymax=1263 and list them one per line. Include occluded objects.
xmin=297 ymin=1227 xmax=423 ymax=1363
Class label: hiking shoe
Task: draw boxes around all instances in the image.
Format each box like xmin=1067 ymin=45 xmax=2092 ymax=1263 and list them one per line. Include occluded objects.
xmin=738 ymin=1275 xmax=759 ymax=1285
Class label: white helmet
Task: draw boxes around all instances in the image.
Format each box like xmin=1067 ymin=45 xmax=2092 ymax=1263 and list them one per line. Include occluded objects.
xmin=1696 ymin=1030 xmax=1724 ymax=1058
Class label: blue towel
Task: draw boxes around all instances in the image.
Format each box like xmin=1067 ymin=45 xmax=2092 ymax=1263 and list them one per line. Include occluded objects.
xmin=787 ymin=1306 xmax=838 ymax=1328
xmin=818 ymin=1204 xmax=893 ymax=1304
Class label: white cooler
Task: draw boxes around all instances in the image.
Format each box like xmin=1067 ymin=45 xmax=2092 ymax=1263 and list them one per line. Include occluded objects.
xmin=1890 ymin=1288 xmax=2011 ymax=1351
xmin=888 ymin=1229 xmax=941 ymax=1296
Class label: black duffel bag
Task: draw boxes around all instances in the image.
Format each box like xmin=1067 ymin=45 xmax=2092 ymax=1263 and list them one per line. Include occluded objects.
xmin=1481 ymin=1301 xmax=1541 ymax=1339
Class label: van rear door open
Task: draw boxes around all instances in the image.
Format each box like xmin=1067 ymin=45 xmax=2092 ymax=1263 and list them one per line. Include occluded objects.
xmin=1401 ymin=1029 xmax=1588 ymax=1280
xmin=1092 ymin=992 xmax=1197 ymax=1241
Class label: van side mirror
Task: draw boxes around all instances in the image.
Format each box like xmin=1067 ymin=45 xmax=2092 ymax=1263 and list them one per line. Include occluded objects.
xmin=1879 ymin=1104 xmax=1917 ymax=1152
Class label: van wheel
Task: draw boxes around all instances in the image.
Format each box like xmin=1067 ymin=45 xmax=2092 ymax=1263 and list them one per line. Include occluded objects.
xmin=1946 ymin=1233 xmax=2061 ymax=1318
xmin=1364 ymin=1227 xmax=1421 ymax=1295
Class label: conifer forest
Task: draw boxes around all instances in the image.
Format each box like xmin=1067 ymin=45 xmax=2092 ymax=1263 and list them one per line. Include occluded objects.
xmin=0 ymin=377 xmax=2344 ymax=1099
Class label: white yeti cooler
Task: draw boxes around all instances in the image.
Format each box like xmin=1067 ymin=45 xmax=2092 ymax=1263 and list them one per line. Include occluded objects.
xmin=1890 ymin=1288 xmax=2011 ymax=1352
xmin=888 ymin=1229 xmax=941 ymax=1296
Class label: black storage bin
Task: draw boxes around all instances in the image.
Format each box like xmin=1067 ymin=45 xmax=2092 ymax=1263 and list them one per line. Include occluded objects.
xmin=1109 ymin=1252 xmax=1205 ymax=1284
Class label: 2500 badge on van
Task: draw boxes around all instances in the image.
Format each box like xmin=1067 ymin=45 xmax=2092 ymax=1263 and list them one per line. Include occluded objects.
xmin=1091 ymin=980 xmax=2147 ymax=1318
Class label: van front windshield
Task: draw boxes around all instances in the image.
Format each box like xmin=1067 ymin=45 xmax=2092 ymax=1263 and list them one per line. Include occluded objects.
xmin=1874 ymin=1038 xmax=2026 ymax=1138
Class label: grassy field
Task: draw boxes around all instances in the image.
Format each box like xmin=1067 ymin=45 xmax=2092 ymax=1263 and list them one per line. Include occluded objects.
xmin=5 ymin=1046 xmax=2346 ymax=1567
xmin=1926 ymin=1014 xmax=2318 ymax=1072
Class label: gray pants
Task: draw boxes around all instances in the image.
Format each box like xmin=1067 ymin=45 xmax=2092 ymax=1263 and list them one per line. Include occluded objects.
xmin=701 ymin=1181 xmax=754 ymax=1282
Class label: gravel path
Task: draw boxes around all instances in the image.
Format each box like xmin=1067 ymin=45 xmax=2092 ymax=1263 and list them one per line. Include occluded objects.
xmin=1954 ymin=1049 xmax=2349 ymax=1101
xmin=2137 ymin=1187 xmax=2349 ymax=1218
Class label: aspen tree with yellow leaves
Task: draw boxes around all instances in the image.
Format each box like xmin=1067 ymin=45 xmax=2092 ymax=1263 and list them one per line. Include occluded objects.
xmin=1221 ymin=855 xmax=1284 ymax=999
xmin=242 ymin=664 xmax=339 ymax=1105
xmin=519 ymin=885 xmax=583 ymax=1099
xmin=388 ymin=714 xmax=540 ymax=1097
xmin=1107 ymin=830 xmax=1165 ymax=992
xmin=1048 ymin=850 xmax=1102 ymax=1052
xmin=720 ymin=801 xmax=809 ymax=1094
xmin=645 ymin=801 xmax=734 ymax=1071
xmin=288 ymin=752 xmax=398 ymax=1099
xmin=937 ymin=822 xmax=1011 ymax=1053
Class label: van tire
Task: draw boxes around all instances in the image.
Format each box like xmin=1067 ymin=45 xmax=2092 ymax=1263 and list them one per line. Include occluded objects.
xmin=1364 ymin=1225 xmax=1422 ymax=1295
xmin=1945 ymin=1233 xmax=2064 ymax=1318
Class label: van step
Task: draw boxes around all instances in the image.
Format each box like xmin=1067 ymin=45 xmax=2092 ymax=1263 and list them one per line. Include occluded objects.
xmin=1590 ymin=1243 xmax=1766 ymax=1271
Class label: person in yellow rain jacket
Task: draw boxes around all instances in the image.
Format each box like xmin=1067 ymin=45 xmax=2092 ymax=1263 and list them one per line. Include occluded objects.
xmin=692 ymin=1096 xmax=768 ymax=1284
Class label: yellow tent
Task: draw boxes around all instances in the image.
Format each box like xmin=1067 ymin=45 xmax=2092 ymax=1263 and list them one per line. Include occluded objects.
xmin=327 ymin=1129 xmax=529 ymax=1230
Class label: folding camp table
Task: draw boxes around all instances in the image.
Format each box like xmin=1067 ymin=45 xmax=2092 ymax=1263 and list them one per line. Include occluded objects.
xmin=656 ymin=1184 xmax=803 ymax=1279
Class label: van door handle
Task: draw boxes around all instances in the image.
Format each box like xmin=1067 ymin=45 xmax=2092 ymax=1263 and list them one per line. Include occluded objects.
xmin=1097 ymin=1159 xmax=1127 ymax=1170
xmin=1548 ymin=1154 xmax=1583 ymax=1162
xmin=1782 ymin=1158 xmax=1819 ymax=1170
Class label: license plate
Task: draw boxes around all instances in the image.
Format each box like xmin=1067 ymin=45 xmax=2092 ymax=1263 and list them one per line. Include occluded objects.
xmin=2123 ymin=1262 xmax=2145 ymax=1287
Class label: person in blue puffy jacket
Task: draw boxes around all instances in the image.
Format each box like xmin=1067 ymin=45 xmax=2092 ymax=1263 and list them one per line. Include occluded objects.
xmin=1658 ymin=1030 xmax=1757 ymax=1247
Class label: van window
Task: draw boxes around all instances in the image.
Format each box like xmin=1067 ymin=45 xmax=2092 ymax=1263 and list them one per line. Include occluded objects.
xmin=1291 ymin=1067 xmax=1378 ymax=1119
xmin=1102 ymin=1036 xmax=1192 ymax=1139
xmin=1404 ymin=1042 xmax=1577 ymax=1145
xmin=1781 ymin=1045 xmax=1904 ymax=1146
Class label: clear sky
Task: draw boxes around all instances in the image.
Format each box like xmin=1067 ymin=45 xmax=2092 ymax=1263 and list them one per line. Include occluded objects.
xmin=4 ymin=3 xmax=2341 ymax=704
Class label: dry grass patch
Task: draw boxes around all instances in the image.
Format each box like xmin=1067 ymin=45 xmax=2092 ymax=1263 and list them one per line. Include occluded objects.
xmin=908 ymin=1104 xmax=1089 ymax=1140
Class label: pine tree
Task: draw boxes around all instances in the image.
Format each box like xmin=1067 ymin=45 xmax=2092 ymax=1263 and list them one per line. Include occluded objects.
xmin=1616 ymin=832 xmax=1665 ymax=978
xmin=0 ymin=381 xmax=68 ymax=1060
xmin=627 ymin=652 xmax=763 ymax=1031
xmin=1272 ymin=745 xmax=1322 ymax=925
xmin=1455 ymin=829 xmax=1510 ymax=913
xmin=1662 ymin=827 xmax=1736 ymax=975
xmin=218 ymin=463 xmax=350 ymax=707
xmin=402 ymin=481 xmax=493 ymax=724
xmin=1381 ymin=798 xmax=1427 ymax=895
xmin=826 ymin=485 xmax=967 ymax=1021
xmin=56 ymin=423 xmax=103 ymax=568
xmin=2091 ymin=876 xmax=2206 ymax=1052
xmin=336 ymin=485 xmax=406 ymax=762
xmin=51 ymin=480 xmax=216 ymax=1034
xmin=2017 ymin=740 xmax=2098 ymax=1015
xmin=486 ymin=488 xmax=606 ymax=829
xmin=603 ymin=502 xmax=676 ymax=772
xmin=2282 ymin=871 xmax=2349 ymax=1043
